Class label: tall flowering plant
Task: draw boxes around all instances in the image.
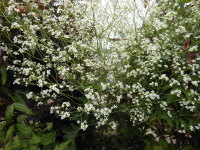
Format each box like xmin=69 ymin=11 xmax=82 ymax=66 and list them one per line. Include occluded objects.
xmin=0 ymin=0 xmax=200 ymax=139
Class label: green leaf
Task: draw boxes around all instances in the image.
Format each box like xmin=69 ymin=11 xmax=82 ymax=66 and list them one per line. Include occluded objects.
xmin=166 ymin=118 xmax=173 ymax=128
xmin=20 ymin=139 xmax=28 ymax=148
xmin=153 ymin=145 xmax=163 ymax=150
xmin=5 ymin=105 xmax=14 ymax=124
xmin=54 ymin=140 xmax=76 ymax=150
xmin=182 ymin=145 xmax=193 ymax=150
xmin=144 ymin=140 xmax=152 ymax=150
xmin=159 ymin=139 xmax=168 ymax=149
xmin=9 ymin=136 xmax=21 ymax=149
xmin=54 ymin=142 xmax=69 ymax=150
xmin=40 ymin=30 xmax=49 ymax=39
xmin=167 ymin=94 xmax=179 ymax=103
xmin=67 ymin=139 xmax=76 ymax=150
xmin=0 ymin=122 xmax=5 ymax=131
xmin=0 ymin=131 xmax=5 ymax=141
xmin=189 ymin=75 xmax=199 ymax=81
xmin=159 ymin=114 xmax=168 ymax=120
xmin=29 ymin=145 xmax=39 ymax=150
xmin=4 ymin=125 xmax=15 ymax=143
xmin=0 ymin=66 xmax=7 ymax=85
xmin=29 ymin=134 xmax=41 ymax=145
xmin=41 ymin=132 xmax=56 ymax=146
xmin=11 ymin=91 xmax=25 ymax=104
xmin=175 ymin=119 xmax=180 ymax=128
xmin=13 ymin=103 xmax=33 ymax=115
xmin=45 ymin=122 xmax=53 ymax=131
xmin=118 ymin=104 xmax=130 ymax=111
xmin=16 ymin=123 xmax=32 ymax=134
xmin=17 ymin=115 xmax=28 ymax=122
xmin=63 ymin=126 xmax=79 ymax=140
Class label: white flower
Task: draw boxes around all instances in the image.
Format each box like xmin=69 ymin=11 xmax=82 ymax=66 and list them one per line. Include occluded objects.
xmin=84 ymin=103 xmax=95 ymax=114
xmin=160 ymin=101 xmax=167 ymax=110
xmin=167 ymin=111 xmax=172 ymax=117
xmin=191 ymin=81 xmax=198 ymax=86
xmin=62 ymin=102 xmax=71 ymax=107
xmin=116 ymin=95 xmax=122 ymax=103
xmin=11 ymin=22 xmax=21 ymax=29
xmin=26 ymin=92 xmax=33 ymax=99
xmin=159 ymin=74 xmax=169 ymax=81
xmin=171 ymin=89 xmax=182 ymax=97
xmin=80 ymin=121 xmax=88 ymax=131
xmin=84 ymin=59 xmax=94 ymax=67
xmin=60 ymin=112 xmax=70 ymax=119
xmin=189 ymin=126 xmax=194 ymax=131
xmin=101 ymin=83 xmax=107 ymax=91
xmin=49 ymin=84 xmax=60 ymax=94
xmin=109 ymin=121 xmax=118 ymax=130
xmin=13 ymin=78 xmax=20 ymax=85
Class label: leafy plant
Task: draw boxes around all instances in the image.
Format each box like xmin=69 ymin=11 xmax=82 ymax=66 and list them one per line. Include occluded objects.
xmin=0 ymin=100 xmax=77 ymax=150
xmin=0 ymin=0 xmax=200 ymax=149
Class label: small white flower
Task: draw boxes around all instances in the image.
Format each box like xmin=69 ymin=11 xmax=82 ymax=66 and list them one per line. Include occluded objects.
xmin=13 ymin=78 xmax=20 ymax=85
xmin=159 ymin=74 xmax=169 ymax=81
xmin=81 ymin=121 xmax=88 ymax=131
xmin=26 ymin=92 xmax=33 ymax=99
xmin=116 ymin=95 xmax=122 ymax=103
xmin=84 ymin=103 xmax=95 ymax=114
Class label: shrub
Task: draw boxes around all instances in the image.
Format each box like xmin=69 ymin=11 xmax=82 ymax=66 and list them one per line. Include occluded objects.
xmin=0 ymin=0 xmax=200 ymax=149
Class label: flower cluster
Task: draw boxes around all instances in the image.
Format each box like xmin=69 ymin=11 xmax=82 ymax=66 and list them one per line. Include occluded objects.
xmin=1 ymin=0 xmax=199 ymax=132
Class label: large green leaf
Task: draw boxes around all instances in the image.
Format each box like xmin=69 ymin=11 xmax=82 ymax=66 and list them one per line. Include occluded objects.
xmin=144 ymin=140 xmax=152 ymax=150
xmin=0 ymin=131 xmax=5 ymax=141
xmin=5 ymin=105 xmax=14 ymax=124
xmin=13 ymin=103 xmax=33 ymax=115
xmin=17 ymin=115 xmax=28 ymax=122
xmin=29 ymin=145 xmax=39 ymax=150
xmin=0 ymin=66 xmax=7 ymax=85
xmin=54 ymin=139 xmax=76 ymax=150
xmin=29 ymin=134 xmax=41 ymax=145
xmin=66 ymin=139 xmax=76 ymax=150
xmin=4 ymin=125 xmax=15 ymax=143
xmin=11 ymin=91 xmax=26 ymax=104
xmin=159 ymin=139 xmax=168 ymax=149
xmin=45 ymin=122 xmax=53 ymax=131
xmin=0 ymin=122 xmax=5 ymax=131
xmin=167 ymin=94 xmax=179 ymax=103
xmin=16 ymin=123 xmax=32 ymax=134
xmin=41 ymin=132 xmax=56 ymax=146
xmin=63 ymin=126 xmax=79 ymax=140
xmin=54 ymin=142 xmax=69 ymax=150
